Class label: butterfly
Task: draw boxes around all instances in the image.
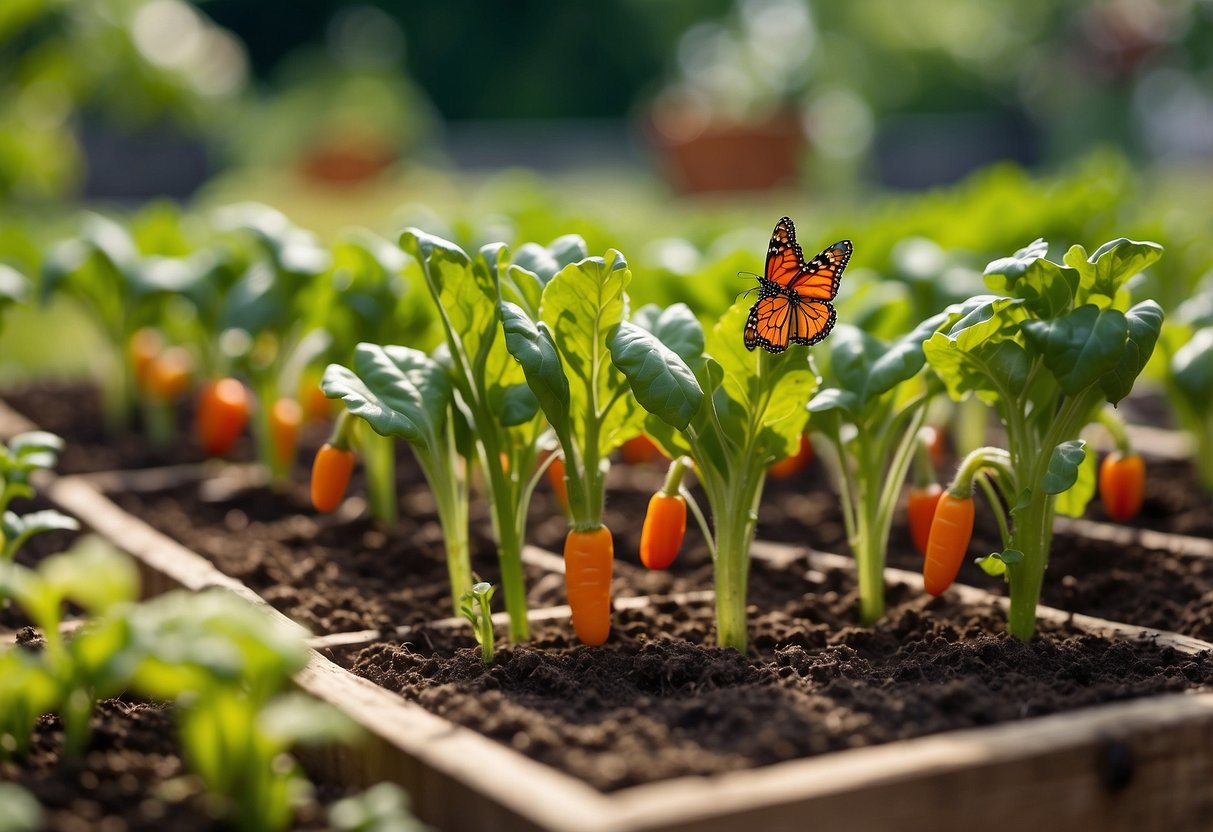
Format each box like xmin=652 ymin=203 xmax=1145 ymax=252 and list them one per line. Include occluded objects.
xmin=743 ymin=216 xmax=852 ymax=353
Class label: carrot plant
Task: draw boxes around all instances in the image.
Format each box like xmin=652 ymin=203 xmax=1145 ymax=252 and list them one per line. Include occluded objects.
xmin=210 ymin=204 xmax=332 ymax=480
xmin=500 ymin=254 xmax=701 ymax=645
xmin=40 ymin=214 xmax=214 ymax=433
xmin=806 ymin=305 xmax=979 ymax=623
xmin=321 ymin=344 xmax=473 ymax=616
xmin=923 ymin=238 xmax=1164 ymax=639
xmin=642 ymin=301 xmax=815 ymax=651
xmin=399 ymin=230 xmax=578 ymax=643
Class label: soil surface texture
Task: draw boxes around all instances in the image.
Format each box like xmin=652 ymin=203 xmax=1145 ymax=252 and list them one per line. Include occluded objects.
xmin=0 ymin=696 xmax=343 ymax=831
xmin=348 ymin=566 xmax=1213 ymax=792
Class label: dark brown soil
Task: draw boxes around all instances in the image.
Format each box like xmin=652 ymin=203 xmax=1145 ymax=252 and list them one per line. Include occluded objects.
xmin=0 ymin=380 xmax=226 ymax=474
xmin=1115 ymin=387 xmax=1175 ymax=430
xmin=110 ymin=477 xmax=569 ymax=636
xmin=347 ymin=563 xmax=1213 ymax=792
xmin=1088 ymin=457 xmax=1213 ymax=538
xmin=0 ymin=698 xmax=343 ymax=831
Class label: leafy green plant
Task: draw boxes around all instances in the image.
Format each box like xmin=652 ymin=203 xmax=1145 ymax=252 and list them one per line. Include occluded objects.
xmin=329 ymin=782 xmax=429 ymax=832
xmin=322 ymin=344 xmax=473 ymax=613
xmin=460 ymin=581 xmax=496 ymax=664
xmin=1155 ymin=291 xmax=1213 ymax=491
xmin=501 ymin=254 xmax=701 ymax=645
xmin=0 ymin=432 xmax=76 ymax=563
xmin=644 ymin=301 xmax=815 ymax=651
xmin=399 ymin=229 xmax=569 ymax=643
xmin=808 ymin=308 xmax=975 ymax=623
xmin=923 ymin=237 xmax=1164 ymax=639
xmin=40 ymin=214 xmax=215 ymax=433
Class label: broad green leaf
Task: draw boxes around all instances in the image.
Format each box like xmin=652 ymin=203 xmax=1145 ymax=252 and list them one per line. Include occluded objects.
xmin=806 ymin=387 xmax=860 ymax=420
xmin=864 ymin=310 xmax=953 ymax=402
xmin=1041 ymin=439 xmax=1086 ymax=494
xmin=3 ymin=509 xmax=78 ymax=542
xmin=1101 ymin=300 xmax=1164 ymax=405
xmin=1171 ymin=326 xmax=1213 ymax=410
xmin=827 ymin=325 xmax=885 ymax=400
xmin=540 ymin=252 xmax=629 ymax=394
xmin=500 ymin=301 xmax=572 ymax=443
xmin=40 ymin=537 xmax=139 ymax=616
xmin=985 ymin=239 xmax=1077 ymax=318
xmin=258 ymin=693 xmax=358 ymax=745
xmin=321 ymin=344 xmax=449 ymax=445
xmin=495 ymin=383 xmax=540 ymax=427
xmin=502 ymin=264 xmax=545 ymax=319
xmin=609 ymin=322 xmax=702 ymax=430
xmin=1021 ymin=304 xmax=1128 ymax=395
xmin=630 ymin=303 xmax=705 ymax=366
xmin=512 ymin=234 xmax=587 ymax=282
xmin=925 ymin=335 xmax=1029 ymax=404
xmin=1066 ymin=239 xmax=1163 ymax=306
xmin=1055 ymin=440 xmax=1097 ymax=517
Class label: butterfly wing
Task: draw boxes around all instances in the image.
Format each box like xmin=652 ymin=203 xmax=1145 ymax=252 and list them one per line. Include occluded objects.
xmin=764 ymin=216 xmax=807 ymax=290
xmin=786 ymin=240 xmax=852 ymax=301
xmin=788 ymin=299 xmax=837 ymax=347
xmin=744 ymin=293 xmax=793 ymax=353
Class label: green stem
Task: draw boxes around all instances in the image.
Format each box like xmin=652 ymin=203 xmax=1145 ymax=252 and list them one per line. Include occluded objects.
xmin=1094 ymin=407 xmax=1131 ymax=454
xmin=141 ymin=396 xmax=175 ymax=449
xmin=480 ymin=435 xmax=529 ymax=644
xmin=976 ymin=474 xmax=1011 ymax=550
xmin=252 ymin=377 xmax=286 ymax=483
xmin=417 ymin=440 xmax=471 ymax=617
xmin=1007 ymin=485 xmax=1053 ymax=640
xmin=711 ymin=469 xmax=764 ymax=652
xmin=361 ymin=428 xmax=397 ymax=526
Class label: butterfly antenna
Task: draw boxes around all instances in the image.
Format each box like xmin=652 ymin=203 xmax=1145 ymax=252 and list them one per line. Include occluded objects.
xmin=736 ymin=270 xmax=761 ymax=280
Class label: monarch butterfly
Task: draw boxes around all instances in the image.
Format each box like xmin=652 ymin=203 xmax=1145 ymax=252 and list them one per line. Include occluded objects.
xmin=744 ymin=217 xmax=852 ymax=353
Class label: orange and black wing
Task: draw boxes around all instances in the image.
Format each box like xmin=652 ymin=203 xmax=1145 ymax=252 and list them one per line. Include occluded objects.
xmin=788 ymin=299 xmax=837 ymax=347
xmin=764 ymin=216 xmax=807 ymax=290
xmin=744 ymin=294 xmax=793 ymax=353
xmin=786 ymin=240 xmax=852 ymax=301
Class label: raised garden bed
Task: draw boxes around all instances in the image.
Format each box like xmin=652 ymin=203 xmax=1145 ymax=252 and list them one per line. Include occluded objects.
xmin=18 ymin=445 xmax=1213 ymax=831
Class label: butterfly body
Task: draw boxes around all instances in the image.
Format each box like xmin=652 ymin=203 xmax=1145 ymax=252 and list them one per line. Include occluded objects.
xmin=744 ymin=216 xmax=851 ymax=353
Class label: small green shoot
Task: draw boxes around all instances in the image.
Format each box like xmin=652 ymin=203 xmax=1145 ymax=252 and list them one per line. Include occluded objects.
xmin=460 ymin=581 xmax=497 ymax=665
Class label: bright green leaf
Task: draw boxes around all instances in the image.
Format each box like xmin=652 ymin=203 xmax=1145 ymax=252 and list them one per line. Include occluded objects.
xmin=609 ymin=322 xmax=702 ymax=430
xmin=1021 ymin=304 xmax=1128 ymax=395
xmin=1041 ymin=439 xmax=1086 ymax=494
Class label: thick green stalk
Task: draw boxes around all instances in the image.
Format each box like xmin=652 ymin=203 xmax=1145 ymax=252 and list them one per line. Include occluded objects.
xmin=711 ymin=470 xmax=764 ymax=652
xmin=361 ymin=428 xmax=397 ymax=526
xmin=416 ymin=443 xmax=471 ymax=617
xmin=1006 ymin=485 xmax=1054 ymax=640
xmin=478 ymin=433 xmax=529 ymax=644
xmin=852 ymin=474 xmax=886 ymax=626
xmin=252 ymin=377 xmax=287 ymax=483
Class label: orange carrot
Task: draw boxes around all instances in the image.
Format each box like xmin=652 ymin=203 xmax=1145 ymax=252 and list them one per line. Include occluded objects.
xmin=907 ymin=483 xmax=944 ymax=557
xmin=311 ymin=442 xmax=356 ymax=512
xmin=621 ymin=435 xmax=664 ymax=465
xmin=269 ymin=398 xmax=303 ymax=468
xmin=143 ymin=346 xmax=193 ymax=400
xmin=1099 ymin=452 xmax=1145 ymax=522
xmin=640 ymin=492 xmax=686 ymax=570
xmin=196 ymin=378 xmax=250 ymax=457
xmin=564 ymin=526 xmax=613 ymax=645
xmin=768 ymin=433 xmax=813 ymax=479
xmin=922 ymin=491 xmax=974 ymax=596
xmin=129 ymin=327 xmax=164 ymax=388
xmin=545 ymin=454 xmax=569 ymax=514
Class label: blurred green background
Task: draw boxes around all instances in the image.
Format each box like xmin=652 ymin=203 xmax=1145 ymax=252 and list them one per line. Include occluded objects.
xmin=2 ymin=0 xmax=1213 ymax=378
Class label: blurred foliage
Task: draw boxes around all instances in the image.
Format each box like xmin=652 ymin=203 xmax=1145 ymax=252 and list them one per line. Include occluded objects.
xmin=0 ymin=0 xmax=247 ymax=199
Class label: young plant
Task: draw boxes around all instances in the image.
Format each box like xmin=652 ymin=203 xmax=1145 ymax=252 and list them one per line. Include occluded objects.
xmin=642 ymin=301 xmax=815 ymax=651
xmin=923 ymin=237 xmax=1164 ymax=639
xmin=0 ymin=432 xmax=77 ymax=563
xmin=400 ymin=230 xmax=576 ymax=643
xmin=209 ymin=204 xmax=332 ymax=480
xmin=460 ymin=581 xmax=497 ymax=664
xmin=500 ymin=257 xmax=701 ymax=646
xmin=322 ymin=344 xmax=473 ymax=616
xmin=40 ymin=214 xmax=215 ymax=433
xmin=807 ymin=306 xmax=975 ymax=623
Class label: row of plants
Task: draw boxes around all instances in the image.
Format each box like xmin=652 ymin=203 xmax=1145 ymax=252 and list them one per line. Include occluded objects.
xmin=0 ymin=432 xmax=424 ymax=832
